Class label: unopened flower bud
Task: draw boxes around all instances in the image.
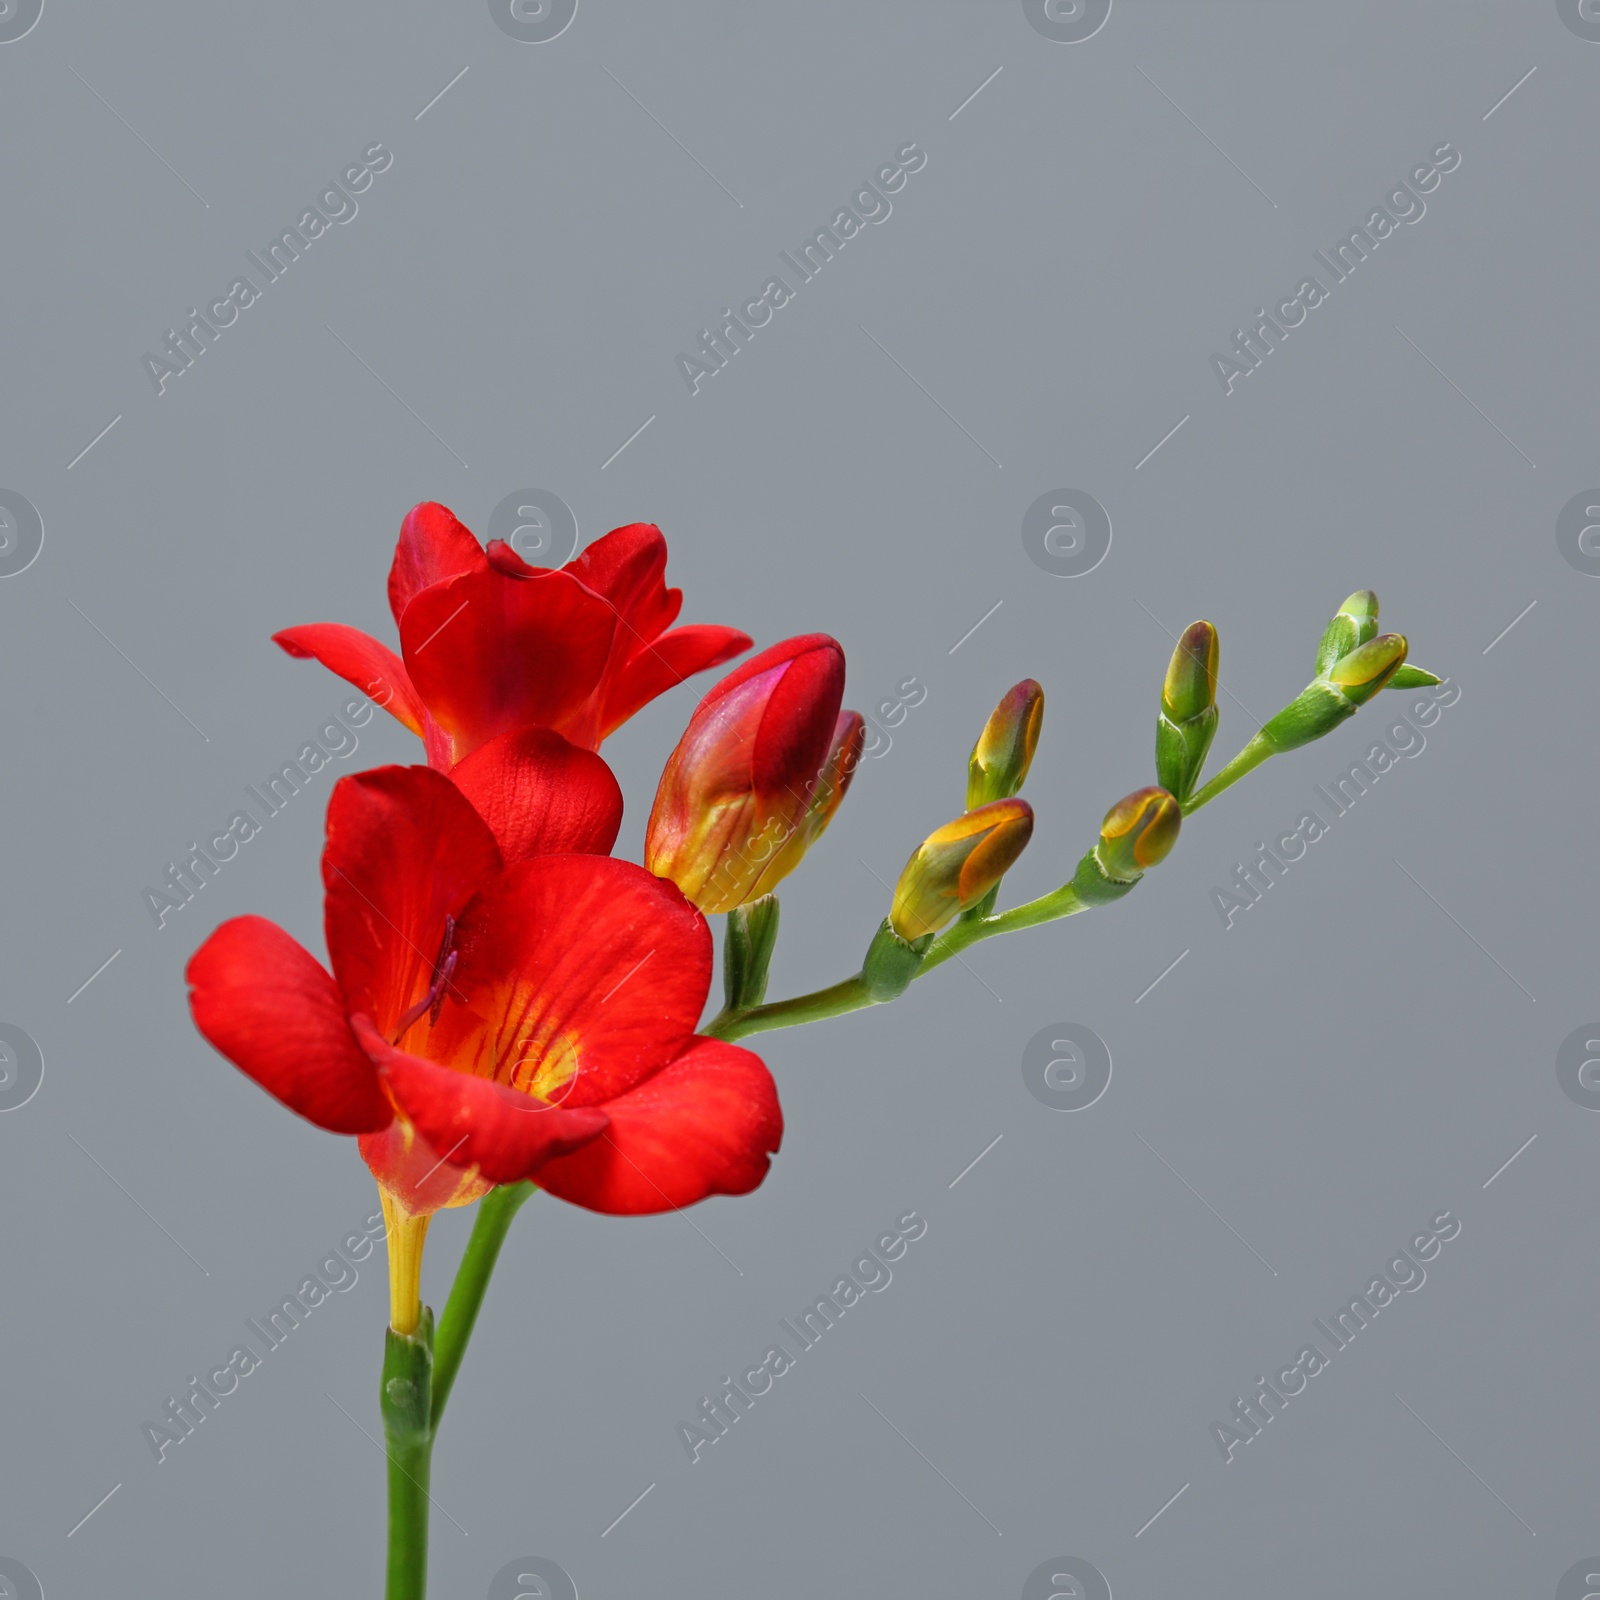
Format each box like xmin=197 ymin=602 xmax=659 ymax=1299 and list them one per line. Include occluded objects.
xmin=1156 ymin=622 xmax=1218 ymax=803
xmin=967 ymin=679 xmax=1044 ymax=809
xmin=889 ymin=799 xmax=1034 ymax=941
xmin=646 ymin=635 xmax=852 ymax=912
xmin=1093 ymin=787 xmax=1181 ymax=882
xmin=1257 ymin=634 xmax=1408 ymax=751
xmin=1326 ymin=633 xmax=1408 ymax=705
xmin=1313 ymin=589 xmax=1379 ymax=676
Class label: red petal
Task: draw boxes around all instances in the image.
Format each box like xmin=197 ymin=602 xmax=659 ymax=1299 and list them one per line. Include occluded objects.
xmin=752 ymin=638 xmax=845 ymax=798
xmin=599 ymin=624 xmax=753 ymax=739
xmin=387 ymin=502 xmax=487 ymax=628
xmin=399 ymin=568 xmax=617 ymax=760
xmin=484 ymin=539 xmax=544 ymax=579
xmin=433 ymin=856 xmax=710 ymax=1105
xmin=536 ymin=1037 xmax=782 ymax=1214
xmin=273 ymin=624 xmax=427 ymax=737
xmin=186 ymin=916 xmax=390 ymax=1134
xmin=450 ymin=727 xmax=622 ymax=863
xmin=322 ymin=766 xmax=501 ymax=1036
xmin=352 ymin=1016 xmax=608 ymax=1185
xmin=564 ymin=522 xmax=681 ymax=641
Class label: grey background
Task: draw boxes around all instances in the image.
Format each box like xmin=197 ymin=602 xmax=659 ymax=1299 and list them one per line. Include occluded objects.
xmin=0 ymin=1 xmax=1593 ymax=1594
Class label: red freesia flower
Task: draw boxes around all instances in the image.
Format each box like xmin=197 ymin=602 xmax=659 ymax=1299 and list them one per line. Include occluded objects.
xmin=274 ymin=502 xmax=752 ymax=767
xmin=645 ymin=635 xmax=862 ymax=912
xmin=185 ymin=763 xmax=781 ymax=1218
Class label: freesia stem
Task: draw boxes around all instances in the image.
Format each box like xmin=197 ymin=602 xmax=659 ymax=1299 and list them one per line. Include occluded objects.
xmin=1182 ymin=731 xmax=1273 ymax=813
xmin=430 ymin=1180 xmax=535 ymax=1430
xmin=704 ymin=885 xmax=1093 ymax=1040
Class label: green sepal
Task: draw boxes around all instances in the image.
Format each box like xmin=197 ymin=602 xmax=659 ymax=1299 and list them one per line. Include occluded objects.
xmin=1156 ymin=705 xmax=1218 ymax=805
xmin=1386 ymin=663 xmax=1441 ymax=690
xmin=381 ymin=1306 xmax=435 ymax=1449
xmin=1071 ymin=849 xmax=1141 ymax=905
xmin=1258 ymin=684 xmax=1356 ymax=753
xmin=723 ymin=895 xmax=781 ymax=1011
xmin=861 ymin=918 xmax=931 ymax=1002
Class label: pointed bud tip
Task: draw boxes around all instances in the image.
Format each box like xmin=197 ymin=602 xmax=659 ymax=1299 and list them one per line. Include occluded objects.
xmin=967 ymin=679 xmax=1045 ymax=808
xmin=1339 ymin=589 xmax=1379 ymax=621
xmin=1162 ymin=622 xmax=1219 ymax=721
xmin=1329 ymin=631 xmax=1407 ymax=685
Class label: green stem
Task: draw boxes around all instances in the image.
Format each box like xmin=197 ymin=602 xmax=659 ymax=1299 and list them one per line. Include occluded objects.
xmin=917 ymin=882 xmax=1090 ymax=972
xmin=706 ymin=884 xmax=1096 ymax=1040
xmin=381 ymin=1310 xmax=435 ymax=1600
xmin=1183 ymin=731 xmax=1273 ymax=813
xmin=430 ymin=1181 xmax=535 ymax=1431
xmin=704 ymin=975 xmax=874 ymax=1042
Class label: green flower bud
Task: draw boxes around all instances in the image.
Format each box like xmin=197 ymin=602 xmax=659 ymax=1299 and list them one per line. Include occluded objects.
xmin=1327 ymin=632 xmax=1407 ymax=705
xmin=1259 ymin=633 xmax=1409 ymax=752
xmin=1313 ymin=589 xmax=1379 ymax=676
xmin=967 ymin=679 xmax=1044 ymax=809
xmin=1156 ymin=621 xmax=1219 ymax=803
xmin=1093 ymin=787 xmax=1181 ymax=883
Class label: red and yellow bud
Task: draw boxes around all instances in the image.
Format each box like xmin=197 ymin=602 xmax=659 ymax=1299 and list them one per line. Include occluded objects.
xmin=1094 ymin=786 xmax=1181 ymax=881
xmin=967 ymin=679 xmax=1045 ymax=809
xmin=889 ymin=799 xmax=1034 ymax=941
xmin=645 ymin=635 xmax=854 ymax=912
